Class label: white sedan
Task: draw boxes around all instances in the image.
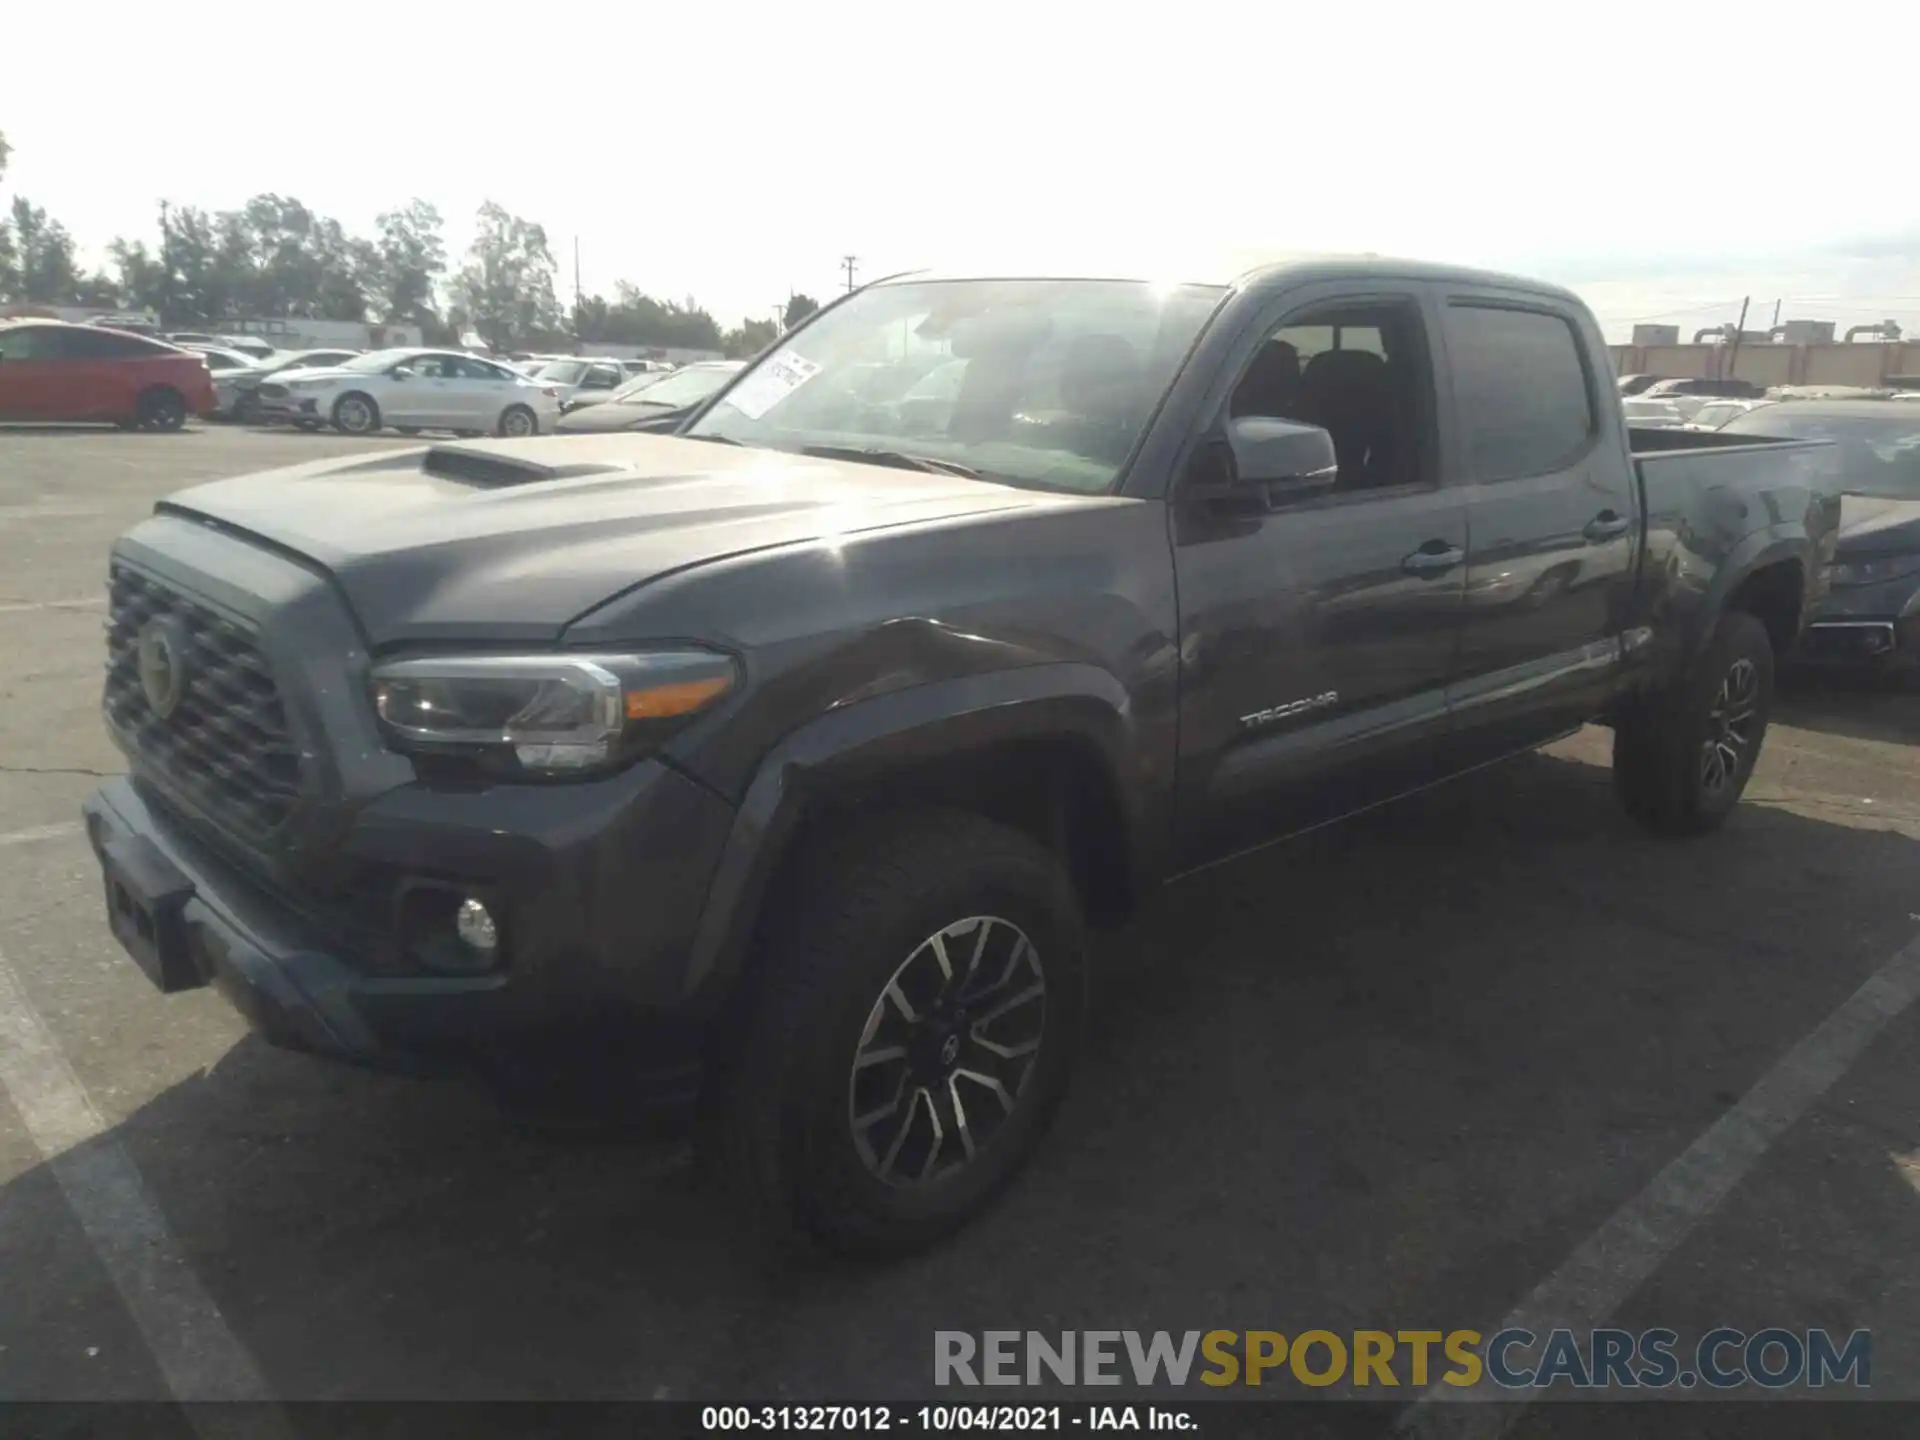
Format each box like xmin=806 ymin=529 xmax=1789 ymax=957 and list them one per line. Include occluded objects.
xmin=263 ymin=348 xmax=562 ymax=437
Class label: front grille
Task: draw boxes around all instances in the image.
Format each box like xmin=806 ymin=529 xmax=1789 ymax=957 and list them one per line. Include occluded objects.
xmin=104 ymin=567 xmax=302 ymax=838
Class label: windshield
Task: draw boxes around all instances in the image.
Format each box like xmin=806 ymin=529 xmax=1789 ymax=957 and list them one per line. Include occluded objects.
xmin=685 ymin=278 xmax=1227 ymax=493
xmin=340 ymin=348 xmax=423 ymax=373
xmin=1692 ymin=403 xmax=1741 ymax=429
xmin=619 ymin=364 xmax=740 ymax=407
xmin=1722 ymin=407 xmax=1920 ymax=496
xmin=534 ymin=360 xmax=590 ymax=385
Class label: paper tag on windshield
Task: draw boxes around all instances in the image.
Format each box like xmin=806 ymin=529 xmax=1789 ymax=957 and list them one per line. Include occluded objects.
xmin=723 ymin=353 xmax=822 ymax=420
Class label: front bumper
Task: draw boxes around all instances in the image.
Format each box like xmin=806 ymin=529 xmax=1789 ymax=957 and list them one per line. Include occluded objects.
xmin=82 ymin=756 xmax=737 ymax=1091
xmin=256 ymin=391 xmax=327 ymax=423
xmin=1793 ymin=577 xmax=1920 ymax=670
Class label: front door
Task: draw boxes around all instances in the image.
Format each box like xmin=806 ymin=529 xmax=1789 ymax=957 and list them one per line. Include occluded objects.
xmin=1438 ymin=297 xmax=1638 ymax=762
xmin=1172 ymin=285 xmax=1467 ymax=870
xmin=0 ymin=324 xmax=60 ymax=419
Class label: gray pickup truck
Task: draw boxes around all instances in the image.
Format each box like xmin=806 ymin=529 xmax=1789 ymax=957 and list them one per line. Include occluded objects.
xmin=83 ymin=257 xmax=1843 ymax=1256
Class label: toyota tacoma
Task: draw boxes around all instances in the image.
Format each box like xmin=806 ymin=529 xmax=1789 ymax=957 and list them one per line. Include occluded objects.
xmin=84 ymin=258 xmax=1844 ymax=1255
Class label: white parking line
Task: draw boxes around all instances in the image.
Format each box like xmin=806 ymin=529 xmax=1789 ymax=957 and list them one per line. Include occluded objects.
xmin=0 ymin=944 xmax=293 ymax=1435
xmin=0 ymin=822 xmax=83 ymax=848
xmin=1399 ymin=930 xmax=1920 ymax=1439
xmin=0 ymin=598 xmax=106 ymax=615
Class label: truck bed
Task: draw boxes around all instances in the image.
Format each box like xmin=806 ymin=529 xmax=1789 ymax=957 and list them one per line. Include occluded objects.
xmin=1625 ymin=426 xmax=1844 ymax=670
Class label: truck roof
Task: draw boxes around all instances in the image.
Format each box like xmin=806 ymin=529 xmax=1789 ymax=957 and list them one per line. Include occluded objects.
xmin=876 ymin=254 xmax=1585 ymax=307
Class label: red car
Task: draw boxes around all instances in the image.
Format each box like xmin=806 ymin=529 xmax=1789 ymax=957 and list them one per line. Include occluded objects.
xmin=0 ymin=320 xmax=218 ymax=430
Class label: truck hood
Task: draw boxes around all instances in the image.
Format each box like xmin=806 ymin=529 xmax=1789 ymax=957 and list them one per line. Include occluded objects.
xmin=1835 ymin=494 xmax=1920 ymax=556
xmin=156 ymin=434 xmax=1047 ymax=646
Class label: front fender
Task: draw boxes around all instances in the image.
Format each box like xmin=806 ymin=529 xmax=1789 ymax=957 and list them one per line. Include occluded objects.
xmin=678 ymin=663 xmax=1154 ymax=1003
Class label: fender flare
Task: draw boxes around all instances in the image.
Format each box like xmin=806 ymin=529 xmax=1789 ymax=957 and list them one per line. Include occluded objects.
xmin=1689 ymin=526 xmax=1813 ymax=663
xmin=679 ymin=663 xmax=1150 ymax=1002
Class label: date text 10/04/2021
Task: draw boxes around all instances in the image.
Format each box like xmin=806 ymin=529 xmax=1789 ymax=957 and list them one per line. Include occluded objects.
xmin=702 ymin=1407 xmax=1193 ymax=1432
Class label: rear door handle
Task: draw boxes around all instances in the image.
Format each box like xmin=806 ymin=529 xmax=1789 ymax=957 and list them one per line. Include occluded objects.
xmin=1584 ymin=510 xmax=1631 ymax=542
xmin=1402 ymin=541 xmax=1465 ymax=577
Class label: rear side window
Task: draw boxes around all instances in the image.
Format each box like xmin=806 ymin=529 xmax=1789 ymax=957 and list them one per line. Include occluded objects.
xmin=1445 ymin=305 xmax=1595 ymax=482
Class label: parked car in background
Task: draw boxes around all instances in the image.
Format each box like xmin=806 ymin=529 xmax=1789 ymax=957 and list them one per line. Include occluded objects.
xmin=254 ymin=347 xmax=561 ymax=436
xmin=554 ymin=359 xmax=745 ymax=431
xmin=0 ymin=320 xmax=216 ymax=430
xmin=188 ymin=347 xmax=268 ymax=420
xmin=528 ymin=357 xmax=629 ymax=408
xmin=1684 ymin=398 xmax=1768 ymax=431
xmin=1616 ymin=373 xmax=1663 ymax=396
xmin=1720 ymin=400 xmax=1920 ymax=670
xmin=166 ymin=332 xmax=277 ymax=361
xmin=225 ymin=349 xmax=362 ymax=423
xmin=1622 ymin=397 xmax=1688 ymax=429
xmin=1644 ymin=376 xmax=1767 ymax=401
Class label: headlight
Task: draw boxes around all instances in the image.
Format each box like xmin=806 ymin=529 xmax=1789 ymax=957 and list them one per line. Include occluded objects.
xmin=1828 ymin=556 xmax=1920 ymax=588
xmin=370 ymin=650 xmax=736 ymax=777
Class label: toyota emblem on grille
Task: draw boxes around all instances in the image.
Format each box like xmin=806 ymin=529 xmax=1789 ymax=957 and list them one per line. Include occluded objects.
xmin=136 ymin=617 xmax=191 ymax=719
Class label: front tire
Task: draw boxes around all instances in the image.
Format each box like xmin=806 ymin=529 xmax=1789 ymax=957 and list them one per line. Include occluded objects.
xmin=330 ymin=392 xmax=381 ymax=435
xmin=1614 ymin=610 xmax=1774 ymax=836
xmin=714 ymin=810 xmax=1087 ymax=1258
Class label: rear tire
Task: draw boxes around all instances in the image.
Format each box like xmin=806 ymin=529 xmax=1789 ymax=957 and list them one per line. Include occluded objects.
xmin=134 ymin=387 xmax=188 ymax=433
xmin=497 ymin=405 xmax=537 ymax=438
xmin=710 ymin=809 xmax=1086 ymax=1259
xmin=1614 ymin=610 xmax=1774 ymax=837
xmin=330 ymin=392 xmax=381 ymax=435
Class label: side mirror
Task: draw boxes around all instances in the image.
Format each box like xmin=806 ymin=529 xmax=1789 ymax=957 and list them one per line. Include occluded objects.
xmin=1192 ymin=417 xmax=1339 ymax=504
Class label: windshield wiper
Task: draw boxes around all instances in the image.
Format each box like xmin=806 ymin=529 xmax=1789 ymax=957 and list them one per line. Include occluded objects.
xmin=684 ymin=433 xmax=742 ymax=445
xmin=799 ymin=445 xmax=981 ymax=479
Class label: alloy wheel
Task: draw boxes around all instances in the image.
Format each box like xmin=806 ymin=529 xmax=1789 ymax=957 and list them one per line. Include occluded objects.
xmin=847 ymin=914 xmax=1046 ymax=1187
xmin=1699 ymin=657 xmax=1759 ymax=796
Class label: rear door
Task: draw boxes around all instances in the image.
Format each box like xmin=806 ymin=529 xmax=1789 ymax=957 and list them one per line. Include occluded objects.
xmin=1439 ymin=295 xmax=1639 ymax=762
xmin=1171 ymin=281 xmax=1468 ymax=869
xmin=448 ymin=355 xmax=518 ymax=428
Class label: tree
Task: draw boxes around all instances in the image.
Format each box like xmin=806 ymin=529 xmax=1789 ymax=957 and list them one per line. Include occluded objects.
xmin=783 ymin=293 xmax=820 ymax=329
xmin=723 ymin=317 xmax=780 ymax=358
xmin=372 ymin=200 xmax=447 ymax=325
xmin=7 ymin=197 xmax=81 ymax=304
xmin=108 ymin=238 xmax=166 ymax=313
xmin=0 ymin=129 xmax=10 ymax=181
xmin=453 ymin=201 xmax=561 ymax=350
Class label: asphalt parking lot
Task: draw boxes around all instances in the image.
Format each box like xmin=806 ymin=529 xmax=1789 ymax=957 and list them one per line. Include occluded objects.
xmin=3 ymin=425 xmax=1920 ymax=1429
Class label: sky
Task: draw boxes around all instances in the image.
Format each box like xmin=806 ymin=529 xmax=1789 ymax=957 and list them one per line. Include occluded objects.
xmin=5 ymin=2 xmax=1918 ymax=341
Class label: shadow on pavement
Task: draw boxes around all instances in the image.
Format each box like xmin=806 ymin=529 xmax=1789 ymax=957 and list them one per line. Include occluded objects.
xmin=4 ymin=749 xmax=1919 ymax=1405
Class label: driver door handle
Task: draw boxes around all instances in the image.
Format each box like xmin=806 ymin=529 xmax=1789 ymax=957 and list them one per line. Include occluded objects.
xmin=1402 ymin=540 xmax=1464 ymax=577
xmin=1584 ymin=510 xmax=1632 ymax=542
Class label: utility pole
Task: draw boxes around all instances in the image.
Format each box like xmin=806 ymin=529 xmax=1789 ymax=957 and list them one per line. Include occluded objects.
xmin=572 ymin=237 xmax=584 ymax=341
xmin=157 ymin=200 xmax=173 ymax=325
xmin=842 ymin=255 xmax=859 ymax=292
xmin=1771 ymin=298 xmax=1782 ymax=328
xmin=1724 ymin=295 xmax=1751 ymax=380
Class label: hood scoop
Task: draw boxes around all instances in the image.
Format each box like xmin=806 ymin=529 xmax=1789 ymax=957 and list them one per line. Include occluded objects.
xmin=421 ymin=444 xmax=624 ymax=489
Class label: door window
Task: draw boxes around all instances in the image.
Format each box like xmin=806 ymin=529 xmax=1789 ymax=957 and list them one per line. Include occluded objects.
xmin=582 ymin=364 xmax=622 ymax=390
xmin=1444 ymin=305 xmax=1595 ymax=482
xmin=1224 ymin=299 xmax=1437 ymax=494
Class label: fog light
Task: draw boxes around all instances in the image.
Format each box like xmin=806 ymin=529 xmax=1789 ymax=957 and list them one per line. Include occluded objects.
xmin=456 ymin=898 xmax=499 ymax=954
